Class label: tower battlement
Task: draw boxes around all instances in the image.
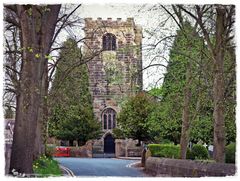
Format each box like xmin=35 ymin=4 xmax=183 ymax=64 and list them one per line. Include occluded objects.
xmin=84 ymin=17 xmax=135 ymax=26
xmin=84 ymin=17 xmax=142 ymax=36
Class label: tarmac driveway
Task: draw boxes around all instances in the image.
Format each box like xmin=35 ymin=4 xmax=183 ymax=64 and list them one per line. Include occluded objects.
xmin=55 ymin=157 xmax=145 ymax=177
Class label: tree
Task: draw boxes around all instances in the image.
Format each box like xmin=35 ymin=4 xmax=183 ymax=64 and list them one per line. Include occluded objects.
xmin=4 ymin=5 xmax=61 ymax=174
xmin=48 ymin=39 xmax=101 ymax=146
xmin=172 ymin=23 xmax=203 ymax=159
xmin=177 ymin=4 xmax=235 ymax=162
xmin=147 ymin=102 xmax=181 ymax=144
xmin=117 ymin=92 xmax=156 ymax=145
xmin=147 ymin=22 xmax=204 ymax=148
xmin=4 ymin=4 xmax=102 ymax=173
xmin=146 ymin=5 xmax=235 ymax=162
xmin=49 ymin=105 xmax=101 ymax=146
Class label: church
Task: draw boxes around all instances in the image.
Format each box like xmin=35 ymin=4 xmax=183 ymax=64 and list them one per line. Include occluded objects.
xmin=84 ymin=17 xmax=143 ymax=157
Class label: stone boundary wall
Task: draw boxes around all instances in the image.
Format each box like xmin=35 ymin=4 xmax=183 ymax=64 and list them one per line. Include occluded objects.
xmin=115 ymin=139 xmax=143 ymax=157
xmin=127 ymin=147 xmax=143 ymax=157
xmin=145 ymin=157 xmax=236 ymax=177
xmin=69 ymin=140 xmax=93 ymax=157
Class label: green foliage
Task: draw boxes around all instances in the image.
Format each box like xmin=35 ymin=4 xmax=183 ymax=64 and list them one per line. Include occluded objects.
xmin=223 ymin=46 xmax=236 ymax=144
xmin=33 ymin=155 xmax=61 ymax=176
xmin=190 ymin=117 xmax=213 ymax=144
xmin=50 ymin=105 xmax=101 ymax=145
xmin=148 ymin=87 xmax=163 ymax=98
xmin=225 ymin=143 xmax=236 ymax=163
xmin=112 ymin=128 xmax=125 ymax=139
xmin=48 ymin=38 xmax=101 ymax=145
xmin=147 ymin=103 xmax=182 ymax=144
xmin=117 ymin=92 xmax=156 ymax=144
xmin=190 ymin=144 xmax=209 ymax=160
xmin=225 ymin=102 xmax=236 ymax=144
xmin=147 ymin=22 xmax=232 ymax=146
xmin=148 ymin=144 xmax=180 ymax=159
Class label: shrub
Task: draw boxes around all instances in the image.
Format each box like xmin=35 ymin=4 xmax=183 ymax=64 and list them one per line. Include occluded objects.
xmin=225 ymin=143 xmax=236 ymax=163
xmin=148 ymin=144 xmax=180 ymax=159
xmin=191 ymin=144 xmax=209 ymax=160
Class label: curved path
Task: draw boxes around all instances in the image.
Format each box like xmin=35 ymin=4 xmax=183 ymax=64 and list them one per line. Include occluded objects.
xmin=55 ymin=157 xmax=145 ymax=177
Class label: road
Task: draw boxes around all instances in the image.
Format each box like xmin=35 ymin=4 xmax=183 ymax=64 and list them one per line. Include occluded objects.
xmin=55 ymin=157 xmax=145 ymax=177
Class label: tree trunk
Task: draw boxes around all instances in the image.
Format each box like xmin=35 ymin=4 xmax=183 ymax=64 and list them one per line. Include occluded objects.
xmin=10 ymin=40 xmax=42 ymax=174
xmin=180 ymin=62 xmax=192 ymax=159
xmin=34 ymin=61 xmax=49 ymax=158
xmin=213 ymin=7 xmax=226 ymax=163
xmin=9 ymin=5 xmax=60 ymax=174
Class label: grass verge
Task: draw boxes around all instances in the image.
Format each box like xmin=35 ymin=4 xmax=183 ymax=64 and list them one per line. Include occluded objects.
xmin=33 ymin=155 xmax=61 ymax=177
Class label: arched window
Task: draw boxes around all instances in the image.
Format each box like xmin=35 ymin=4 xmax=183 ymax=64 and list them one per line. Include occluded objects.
xmin=102 ymin=108 xmax=117 ymax=130
xmin=103 ymin=33 xmax=116 ymax=51
xmin=103 ymin=114 xmax=107 ymax=129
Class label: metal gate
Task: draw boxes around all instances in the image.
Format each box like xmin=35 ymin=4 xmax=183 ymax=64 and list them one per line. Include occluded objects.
xmin=104 ymin=134 xmax=115 ymax=153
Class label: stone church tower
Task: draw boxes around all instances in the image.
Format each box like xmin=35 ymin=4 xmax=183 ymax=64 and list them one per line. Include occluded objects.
xmin=84 ymin=18 xmax=142 ymax=156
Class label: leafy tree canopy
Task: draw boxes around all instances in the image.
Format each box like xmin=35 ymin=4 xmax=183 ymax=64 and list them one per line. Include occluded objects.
xmin=117 ymin=92 xmax=156 ymax=145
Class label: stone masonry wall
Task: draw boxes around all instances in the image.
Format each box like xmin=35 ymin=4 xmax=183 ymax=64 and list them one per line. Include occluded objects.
xmin=145 ymin=157 xmax=236 ymax=177
xmin=115 ymin=139 xmax=143 ymax=157
xmin=84 ymin=18 xmax=142 ymax=125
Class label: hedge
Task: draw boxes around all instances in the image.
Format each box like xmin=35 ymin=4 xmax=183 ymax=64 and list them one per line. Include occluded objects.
xmin=148 ymin=144 xmax=180 ymax=159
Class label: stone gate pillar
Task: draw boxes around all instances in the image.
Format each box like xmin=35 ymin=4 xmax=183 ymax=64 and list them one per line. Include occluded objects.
xmin=115 ymin=139 xmax=122 ymax=158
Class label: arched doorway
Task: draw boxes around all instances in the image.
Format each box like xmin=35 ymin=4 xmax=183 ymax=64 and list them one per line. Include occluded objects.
xmin=104 ymin=134 xmax=115 ymax=154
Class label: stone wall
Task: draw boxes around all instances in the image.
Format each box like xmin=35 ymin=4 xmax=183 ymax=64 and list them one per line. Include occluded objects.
xmin=115 ymin=139 xmax=126 ymax=157
xmin=84 ymin=18 xmax=142 ymax=124
xmin=92 ymin=139 xmax=104 ymax=158
xmin=49 ymin=138 xmax=143 ymax=158
xmin=145 ymin=157 xmax=236 ymax=177
xmin=115 ymin=139 xmax=143 ymax=157
xmin=69 ymin=140 xmax=93 ymax=157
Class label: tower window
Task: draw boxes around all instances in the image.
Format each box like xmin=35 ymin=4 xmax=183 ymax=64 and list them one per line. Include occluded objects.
xmin=103 ymin=33 xmax=116 ymax=51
